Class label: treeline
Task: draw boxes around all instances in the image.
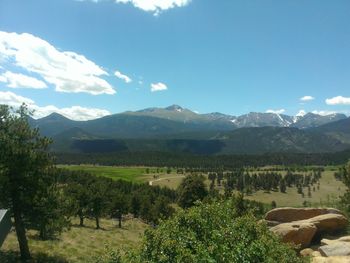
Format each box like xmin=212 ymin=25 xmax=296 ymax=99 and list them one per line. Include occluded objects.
xmin=208 ymin=169 xmax=322 ymax=197
xmin=54 ymin=150 xmax=350 ymax=168
xmin=58 ymin=169 xmax=176 ymax=229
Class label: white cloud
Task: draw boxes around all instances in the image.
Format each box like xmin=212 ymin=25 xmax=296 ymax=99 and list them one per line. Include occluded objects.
xmin=0 ymin=91 xmax=110 ymax=121
xmin=325 ymin=96 xmax=350 ymax=105
xmin=311 ymin=110 xmax=337 ymax=116
xmin=87 ymin=0 xmax=192 ymax=15
xmin=300 ymin=95 xmax=314 ymax=101
xmin=296 ymin=110 xmax=306 ymax=117
xmin=266 ymin=109 xmax=285 ymax=114
xmin=34 ymin=105 xmax=111 ymax=120
xmin=0 ymin=91 xmax=35 ymax=107
xmin=151 ymin=82 xmax=167 ymax=92
xmin=114 ymin=70 xmax=132 ymax=83
xmin=0 ymin=31 xmax=115 ymax=95
xmin=0 ymin=71 xmax=47 ymax=89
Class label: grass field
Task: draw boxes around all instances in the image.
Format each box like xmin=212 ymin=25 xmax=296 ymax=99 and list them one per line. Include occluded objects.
xmin=245 ymin=170 xmax=346 ymax=207
xmin=59 ymin=165 xmax=185 ymax=188
xmin=1 ymin=218 xmax=148 ymax=263
xmin=58 ymin=165 xmax=151 ymax=183
xmin=59 ymin=165 xmax=346 ymax=207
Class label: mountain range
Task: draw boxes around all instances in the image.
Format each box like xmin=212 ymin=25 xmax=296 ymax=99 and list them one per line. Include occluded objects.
xmin=29 ymin=105 xmax=350 ymax=155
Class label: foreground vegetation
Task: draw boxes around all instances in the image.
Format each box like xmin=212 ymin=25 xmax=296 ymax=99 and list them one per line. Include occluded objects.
xmin=95 ymin=198 xmax=306 ymax=263
xmin=1 ymin=218 xmax=147 ymax=263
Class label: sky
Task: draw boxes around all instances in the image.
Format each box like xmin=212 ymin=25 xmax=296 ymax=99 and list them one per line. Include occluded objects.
xmin=0 ymin=0 xmax=350 ymax=120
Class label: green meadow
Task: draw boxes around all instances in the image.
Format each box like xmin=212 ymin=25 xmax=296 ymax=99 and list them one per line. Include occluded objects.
xmin=58 ymin=165 xmax=150 ymax=183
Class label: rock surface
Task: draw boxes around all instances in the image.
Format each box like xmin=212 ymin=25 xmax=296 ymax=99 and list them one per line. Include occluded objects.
xmin=318 ymin=243 xmax=350 ymax=257
xmin=268 ymin=213 xmax=348 ymax=248
xmin=305 ymin=214 xmax=348 ymax=233
xmin=312 ymin=256 xmax=350 ymax=263
xmin=321 ymin=236 xmax=350 ymax=245
xmin=270 ymin=222 xmax=317 ymax=248
xmin=265 ymin=207 xmax=344 ymax=223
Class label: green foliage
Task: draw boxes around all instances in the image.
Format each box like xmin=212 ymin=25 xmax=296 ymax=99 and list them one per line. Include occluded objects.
xmin=0 ymin=104 xmax=67 ymax=259
xmin=55 ymin=150 xmax=350 ymax=172
xmin=177 ymin=175 xmax=208 ymax=208
xmin=132 ymin=199 xmax=305 ymax=263
xmin=338 ymin=162 xmax=350 ymax=216
xmin=28 ymin=172 xmax=70 ymax=240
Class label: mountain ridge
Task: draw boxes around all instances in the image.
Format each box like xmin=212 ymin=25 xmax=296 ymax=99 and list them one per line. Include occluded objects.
xmin=33 ymin=104 xmax=347 ymax=134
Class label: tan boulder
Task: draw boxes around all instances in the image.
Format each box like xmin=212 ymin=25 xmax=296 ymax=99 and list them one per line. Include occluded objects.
xmin=321 ymin=236 xmax=350 ymax=246
xmin=270 ymin=222 xmax=317 ymax=248
xmin=312 ymin=256 xmax=350 ymax=263
xmin=265 ymin=207 xmax=344 ymax=223
xmin=319 ymin=243 xmax=350 ymax=257
xmin=300 ymin=248 xmax=315 ymax=257
xmin=305 ymin=214 xmax=348 ymax=233
xmin=270 ymin=213 xmax=348 ymax=248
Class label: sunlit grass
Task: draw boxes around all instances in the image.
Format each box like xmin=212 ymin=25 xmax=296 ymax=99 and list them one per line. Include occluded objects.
xmin=1 ymin=218 xmax=148 ymax=262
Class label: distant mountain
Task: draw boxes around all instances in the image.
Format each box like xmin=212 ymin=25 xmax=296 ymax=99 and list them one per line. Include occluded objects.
xmin=49 ymin=126 xmax=349 ymax=155
xmin=29 ymin=105 xmax=350 ymax=155
xmin=32 ymin=113 xmax=78 ymax=136
xmin=31 ymin=105 xmax=347 ymax=139
xmin=217 ymin=126 xmax=348 ymax=154
xmin=312 ymin=117 xmax=350 ymax=144
xmin=291 ymin=113 xmax=347 ymax=129
xmin=232 ymin=112 xmax=294 ymax=128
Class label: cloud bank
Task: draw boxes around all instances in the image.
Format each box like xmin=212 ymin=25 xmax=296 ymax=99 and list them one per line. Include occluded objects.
xmin=116 ymin=0 xmax=191 ymax=15
xmin=300 ymin=95 xmax=314 ymax=101
xmin=266 ymin=109 xmax=285 ymax=114
xmin=82 ymin=0 xmax=191 ymax=15
xmin=0 ymin=71 xmax=47 ymax=89
xmin=114 ymin=70 xmax=132 ymax=83
xmin=0 ymin=31 xmax=115 ymax=95
xmin=151 ymin=82 xmax=167 ymax=92
xmin=0 ymin=91 xmax=110 ymax=120
xmin=311 ymin=110 xmax=337 ymax=116
xmin=326 ymin=96 xmax=350 ymax=105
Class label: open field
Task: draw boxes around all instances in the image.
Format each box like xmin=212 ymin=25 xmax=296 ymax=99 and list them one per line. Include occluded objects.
xmin=0 ymin=218 xmax=148 ymax=263
xmin=245 ymin=170 xmax=346 ymax=207
xmin=59 ymin=165 xmax=186 ymax=188
xmin=58 ymin=165 xmax=151 ymax=183
xmin=59 ymin=165 xmax=346 ymax=207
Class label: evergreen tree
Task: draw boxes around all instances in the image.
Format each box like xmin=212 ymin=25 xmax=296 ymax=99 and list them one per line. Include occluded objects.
xmin=177 ymin=175 xmax=208 ymax=208
xmin=0 ymin=105 xmax=56 ymax=260
xmin=110 ymin=191 xmax=129 ymax=228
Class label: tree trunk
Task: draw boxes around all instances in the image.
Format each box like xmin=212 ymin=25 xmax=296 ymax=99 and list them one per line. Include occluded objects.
xmin=39 ymin=225 xmax=46 ymax=240
xmin=118 ymin=215 xmax=122 ymax=228
xmin=95 ymin=217 xmax=100 ymax=229
xmin=79 ymin=215 xmax=84 ymax=227
xmin=12 ymin=200 xmax=31 ymax=261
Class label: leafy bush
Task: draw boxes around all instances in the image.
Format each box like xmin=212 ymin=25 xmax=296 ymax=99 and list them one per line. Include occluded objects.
xmin=122 ymin=199 xmax=305 ymax=263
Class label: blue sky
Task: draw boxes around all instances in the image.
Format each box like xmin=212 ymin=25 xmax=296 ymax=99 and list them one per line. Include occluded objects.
xmin=0 ymin=0 xmax=349 ymax=120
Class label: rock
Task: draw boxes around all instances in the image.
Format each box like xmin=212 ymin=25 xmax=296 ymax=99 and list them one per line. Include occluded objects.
xmin=264 ymin=220 xmax=281 ymax=227
xmin=312 ymin=251 xmax=322 ymax=257
xmin=319 ymin=243 xmax=350 ymax=257
xmin=321 ymin=236 xmax=350 ymax=246
xmin=312 ymin=256 xmax=350 ymax=263
xmin=270 ymin=222 xmax=317 ymax=248
xmin=306 ymin=214 xmax=348 ymax=233
xmin=300 ymin=248 xmax=315 ymax=257
xmin=270 ymin=213 xmax=348 ymax=248
xmin=265 ymin=208 xmax=344 ymax=223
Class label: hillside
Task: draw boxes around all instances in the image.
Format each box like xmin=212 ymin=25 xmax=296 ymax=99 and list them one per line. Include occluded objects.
xmin=312 ymin=117 xmax=350 ymax=144
xmin=31 ymin=105 xmax=348 ymax=138
xmin=29 ymin=106 xmax=350 ymax=155
xmin=50 ymin=126 xmax=349 ymax=155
